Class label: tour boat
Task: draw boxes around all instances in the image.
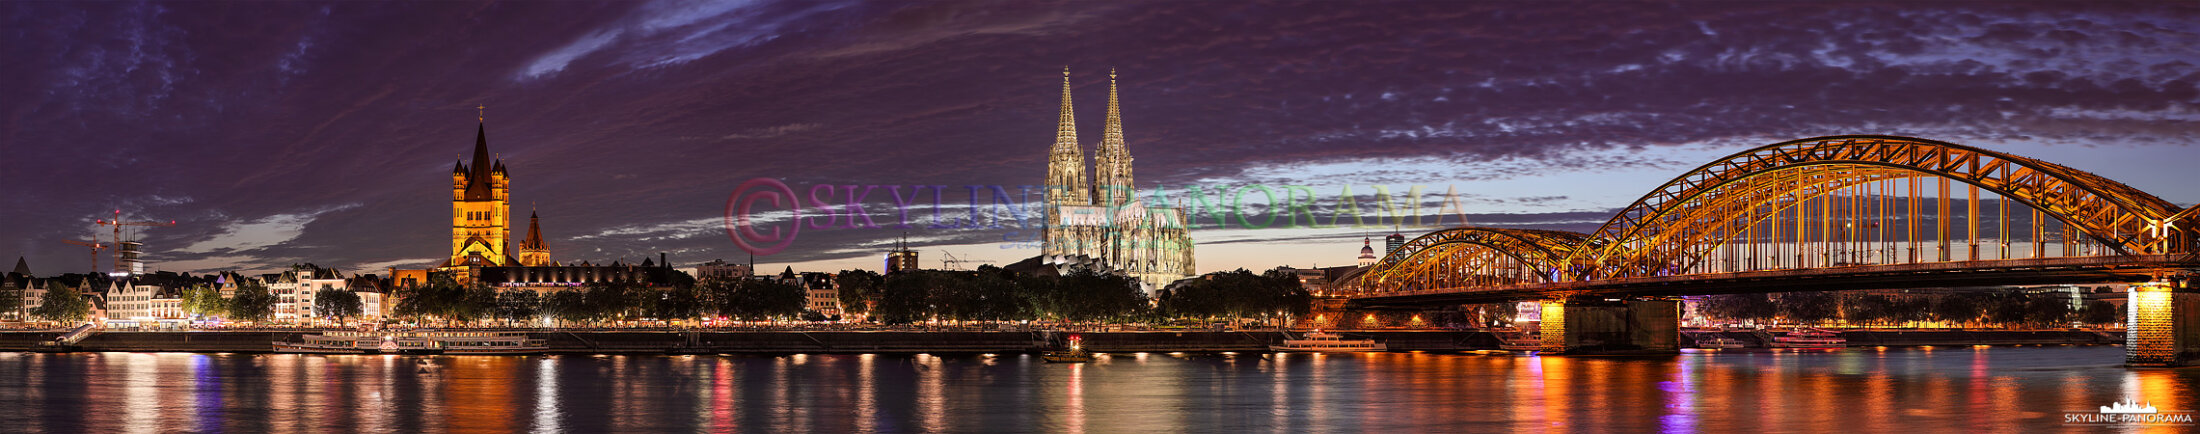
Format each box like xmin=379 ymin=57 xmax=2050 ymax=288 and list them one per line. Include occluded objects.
xmin=274 ymin=331 xmax=549 ymax=355
xmin=1043 ymin=335 xmax=1094 ymax=363
xmin=1691 ymin=334 xmax=1747 ymax=349
xmin=1492 ymin=329 xmax=1544 ymax=353
xmin=1270 ymin=331 xmax=1387 ymax=352
xmin=1770 ymin=328 xmax=1847 ymax=349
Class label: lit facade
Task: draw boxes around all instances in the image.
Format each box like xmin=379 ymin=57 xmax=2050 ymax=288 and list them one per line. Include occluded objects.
xmin=1039 ymin=69 xmax=1195 ymax=290
xmin=103 ymin=281 xmax=157 ymax=325
xmin=444 ymin=123 xmax=515 ymax=272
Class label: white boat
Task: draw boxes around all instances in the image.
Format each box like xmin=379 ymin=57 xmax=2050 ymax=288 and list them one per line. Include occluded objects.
xmin=274 ymin=331 xmax=549 ymax=355
xmin=1492 ymin=329 xmax=1544 ymax=352
xmin=1691 ymin=334 xmax=1746 ymax=349
xmin=1271 ymin=331 xmax=1386 ymax=352
xmin=1770 ymin=328 xmax=1847 ymax=349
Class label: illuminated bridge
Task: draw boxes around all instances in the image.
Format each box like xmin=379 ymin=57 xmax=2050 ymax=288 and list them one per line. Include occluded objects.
xmin=1337 ymin=135 xmax=2200 ymax=366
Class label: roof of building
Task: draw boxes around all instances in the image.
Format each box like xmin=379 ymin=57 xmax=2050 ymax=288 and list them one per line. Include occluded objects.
xmin=462 ymin=123 xmax=501 ymax=201
xmin=522 ymin=211 xmax=545 ymax=250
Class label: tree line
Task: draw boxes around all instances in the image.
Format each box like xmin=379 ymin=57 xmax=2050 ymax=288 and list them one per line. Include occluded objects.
xmin=829 ymin=266 xmax=1312 ymax=325
xmin=389 ymin=274 xmax=809 ymax=326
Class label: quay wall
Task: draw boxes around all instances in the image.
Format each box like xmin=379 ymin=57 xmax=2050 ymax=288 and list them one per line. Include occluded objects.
xmin=0 ymin=329 xmax=2123 ymax=353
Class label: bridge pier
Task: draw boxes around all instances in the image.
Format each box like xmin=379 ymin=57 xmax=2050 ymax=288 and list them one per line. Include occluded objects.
xmin=2127 ymin=280 xmax=2200 ymax=367
xmin=1535 ymin=298 xmax=1679 ymax=355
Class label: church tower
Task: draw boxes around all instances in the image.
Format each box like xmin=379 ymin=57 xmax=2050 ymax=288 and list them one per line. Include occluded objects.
xmin=1092 ymin=68 xmax=1135 ymax=209
xmin=519 ymin=210 xmax=550 ymax=266
xmin=447 ymin=111 xmax=514 ymax=269
xmin=1043 ymin=68 xmax=1092 ymax=258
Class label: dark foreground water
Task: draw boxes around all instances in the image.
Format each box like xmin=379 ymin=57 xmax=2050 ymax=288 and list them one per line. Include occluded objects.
xmin=0 ymin=346 xmax=2194 ymax=433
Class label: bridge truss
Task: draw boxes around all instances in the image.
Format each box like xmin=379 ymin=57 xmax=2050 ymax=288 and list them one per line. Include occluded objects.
xmin=1351 ymin=135 xmax=2200 ymax=299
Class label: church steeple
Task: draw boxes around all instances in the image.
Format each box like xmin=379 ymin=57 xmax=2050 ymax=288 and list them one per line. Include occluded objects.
xmin=1043 ymin=67 xmax=1093 ymax=258
xmin=1054 ymin=67 xmax=1080 ymax=155
xmin=1093 ymin=68 xmax=1135 ymax=208
xmin=519 ymin=208 xmax=550 ymax=267
xmin=524 ymin=210 xmax=544 ymax=250
xmin=447 ymin=110 xmax=515 ymax=270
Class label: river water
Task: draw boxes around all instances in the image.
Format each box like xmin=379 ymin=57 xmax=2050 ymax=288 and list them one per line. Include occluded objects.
xmin=0 ymin=346 xmax=2192 ymax=433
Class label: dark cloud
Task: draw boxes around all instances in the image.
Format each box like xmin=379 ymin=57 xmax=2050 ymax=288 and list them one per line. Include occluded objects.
xmin=2 ymin=1 xmax=2197 ymax=274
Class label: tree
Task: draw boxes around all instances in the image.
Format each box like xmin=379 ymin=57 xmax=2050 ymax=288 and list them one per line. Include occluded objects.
xmin=314 ymin=289 xmax=364 ymax=325
xmin=2023 ymin=294 xmax=2073 ymax=328
xmin=1697 ymin=293 xmax=1776 ymax=324
xmin=495 ymin=290 xmax=543 ymax=324
xmin=543 ymin=290 xmax=592 ymax=325
xmin=1984 ymin=294 xmax=2033 ymax=328
xmin=30 ymin=281 xmax=91 ymax=323
xmin=1841 ymin=294 xmax=1896 ymax=326
xmin=2079 ymin=300 xmax=2119 ymax=326
xmin=1776 ymin=291 xmax=1839 ymax=325
xmin=393 ymin=274 xmax=491 ymax=325
xmin=835 ymin=270 xmax=883 ymax=315
xmin=1930 ymin=295 xmax=1982 ymax=326
xmin=583 ymin=281 xmax=641 ymax=322
xmin=1885 ymin=296 xmax=1932 ymax=325
xmin=180 ymin=285 xmax=228 ymax=318
xmin=1054 ymin=268 xmax=1147 ymax=322
xmin=227 ymin=281 xmax=277 ymax=323
xmin=649 ymin=285 xmax=706 ymax=321
xmin=719 ymin=278 xmax=805 ymax=321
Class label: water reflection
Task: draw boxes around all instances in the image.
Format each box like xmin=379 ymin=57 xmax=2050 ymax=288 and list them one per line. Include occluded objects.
xmin=0 ymin=347 xmax=2190 ymax=432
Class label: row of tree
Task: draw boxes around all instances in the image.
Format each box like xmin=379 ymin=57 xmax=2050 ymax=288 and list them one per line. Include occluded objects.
xmin=843 ymin=267 xmax=1153 ymax=324
xmin=389 ymin=274 xmax=810 ymax=326
xmin=5 ymin=265 xmax=1319 ymax=327
xmin=838 ymin=266 xmax=1310 ymax=325
xmin=1694 ymin=290 xmax=2119 ymax=328
xmin=1154 ymin=269 xmax=1312 ymax=322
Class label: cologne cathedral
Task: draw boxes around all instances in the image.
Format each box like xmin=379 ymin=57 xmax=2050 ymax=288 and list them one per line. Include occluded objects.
xmin=1040 ymin=69 xmax=1195 ymax=290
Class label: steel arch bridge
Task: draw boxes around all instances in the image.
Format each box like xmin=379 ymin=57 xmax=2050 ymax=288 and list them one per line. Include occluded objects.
xmin=1349 ymin=135 xmax=2200 ymax=304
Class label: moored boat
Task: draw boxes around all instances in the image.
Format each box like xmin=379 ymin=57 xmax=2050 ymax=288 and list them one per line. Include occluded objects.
xmin=1770 ymin=328 xmax=1847 ymax=349
xmin=1271 ymin=331 xmax=1386 ymax=352
xmin=1690 ymin=333 xmax=1747 ymax=349
xmin=1043 ymin=335 xmax=1094 ymax=363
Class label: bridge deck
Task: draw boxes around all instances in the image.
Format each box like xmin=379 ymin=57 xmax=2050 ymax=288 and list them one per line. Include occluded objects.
xmin=1351 ymin=255 xmax=2194 ymax=307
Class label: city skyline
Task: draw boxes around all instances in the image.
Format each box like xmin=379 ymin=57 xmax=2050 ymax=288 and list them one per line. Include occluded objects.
xmin=5 ymin=1 xmax=2200 ymax=277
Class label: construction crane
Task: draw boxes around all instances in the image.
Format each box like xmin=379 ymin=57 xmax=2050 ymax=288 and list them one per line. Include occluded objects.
xmin=96 ymin=210 xmax=176 ymax=276
xmin=939 ymin=250 xmax=994 ymax=271
xmin=60 ymin=239 xmax=106 ymax=274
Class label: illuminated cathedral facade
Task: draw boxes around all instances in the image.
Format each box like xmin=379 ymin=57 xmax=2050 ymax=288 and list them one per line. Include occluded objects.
xmin=1041 ymin=69 xmax=1195 ymax=290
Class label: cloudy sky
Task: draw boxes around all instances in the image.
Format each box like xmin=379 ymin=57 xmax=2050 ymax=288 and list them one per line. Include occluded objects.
xmin=2 ymin=1 xmax=2197 ymax=277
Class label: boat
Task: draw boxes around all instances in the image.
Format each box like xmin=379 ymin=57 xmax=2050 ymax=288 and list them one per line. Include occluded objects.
xmin=1270 ymin=331 xmax=1387 ymax=352
xmin=1691 ymin=334 xmax=1747 ymax=349
xmin=274 ymin=331 xmax=549 ymax=355
xmin=1492 ymin=329 xmax=1544 ymax=353
xmin=1043 ymin=335 xmax=1094 ymax=363
xmin=1770 ymin=328 xmax=1847 ymax=349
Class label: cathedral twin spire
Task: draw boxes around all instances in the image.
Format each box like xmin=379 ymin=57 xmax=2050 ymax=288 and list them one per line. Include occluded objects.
xmin=1048 ymin=67 xmax=1136 ymax=211
xmin=1047 ymin=68 xmax=1091 ymax=210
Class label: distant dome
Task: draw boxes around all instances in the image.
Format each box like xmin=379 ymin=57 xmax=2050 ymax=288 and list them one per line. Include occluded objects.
xmin=1357 ymin=237 xmax=1378 ymax=266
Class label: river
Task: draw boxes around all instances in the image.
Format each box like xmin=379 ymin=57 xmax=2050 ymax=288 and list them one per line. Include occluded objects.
xmin=0 ymin=346 xmax=2192 ymax=432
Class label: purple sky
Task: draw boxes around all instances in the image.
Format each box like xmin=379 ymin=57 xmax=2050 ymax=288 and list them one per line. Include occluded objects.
xmin=3 ymin=1 xmax=2198 ymax=276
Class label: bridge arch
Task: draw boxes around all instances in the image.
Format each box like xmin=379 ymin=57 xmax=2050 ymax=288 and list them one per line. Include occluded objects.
xmin=1571 ymin=135 xmax=2188 ymax=280
xmin=1356 ymin=227 xmax=1587 ymax=293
